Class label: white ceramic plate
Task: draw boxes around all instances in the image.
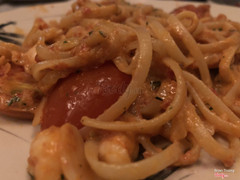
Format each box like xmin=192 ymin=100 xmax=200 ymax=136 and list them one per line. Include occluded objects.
xmin=0 ymin=1 xmax=240 ymax=179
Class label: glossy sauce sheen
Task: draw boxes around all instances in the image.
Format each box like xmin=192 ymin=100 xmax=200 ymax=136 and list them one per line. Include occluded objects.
xmin=42 ymin=63 xmax=131 ymax=129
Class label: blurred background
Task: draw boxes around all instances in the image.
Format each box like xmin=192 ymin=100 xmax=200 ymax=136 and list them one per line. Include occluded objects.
xmin=0 ymin=0 xmax=67 ymax=12
xmin=0 ymin=0 xmax=239 ymax=13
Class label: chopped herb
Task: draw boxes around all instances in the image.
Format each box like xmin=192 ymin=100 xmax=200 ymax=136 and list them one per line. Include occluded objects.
xmin=150 ymin=80 xmax=161 ymax=90
xmin=168 ymin=106 xmax=173 ymax=110
xmin=155 ymin=96 xmax=163 ymax=101
xmin=63 ymin=40 xmax=68 ymax=43
xmin=213 ymin=27 xmax=223 ymax=31
xmin=206 ymin=103 xmax=213 ymax=110
xmin=146 ymin=21 xmax=149 ymax=25
xmin=88 ymin=31 xmax=93 ymax=35
xmin=99 ymin=30 xmax=106 ymax=38
xmin=8 ymin=96 xmax=20 ymax=106
xmin=22 ymin=102 xmax=27 ymax=106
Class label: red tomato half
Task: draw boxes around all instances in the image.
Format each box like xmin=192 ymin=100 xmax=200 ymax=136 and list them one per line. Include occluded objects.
xmin=41 ymin=62 xmax=131 ymax=130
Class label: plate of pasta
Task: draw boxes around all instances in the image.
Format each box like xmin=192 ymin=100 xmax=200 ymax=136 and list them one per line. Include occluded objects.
xmin=1 ymin=0 xmax=240 ymax=180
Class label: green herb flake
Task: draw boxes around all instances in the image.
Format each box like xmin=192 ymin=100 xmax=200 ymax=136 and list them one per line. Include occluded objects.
xmin=8 ymin=96 xmax=20 ymax=106
xmin=63 ymin=40 xmax=68 ymax=44
xmin=150 ymin=80 xmax=161 ymax=90
xmin=88 ymin=31 xmax=93 ymax=35
xmin=213 ymin=27 xmax=223 ymax=31
xmin=99 ymin=30 xmax=106 ymax=38
xmin=155 ymin=96 xmax=163 ymax=101
xmin=206 ymin=103 xmax=213 ymax=111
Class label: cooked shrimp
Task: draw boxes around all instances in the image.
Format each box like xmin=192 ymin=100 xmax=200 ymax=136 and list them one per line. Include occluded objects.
xmin=28 ymin=126 xmax=62 ymax=180
xmin=98 ymin=132 xmax=139 ymax=165
xmin=28 ymin=124 xmax=99 ymax=180
xmin=59 ymin=124 xmax=99 ymax=180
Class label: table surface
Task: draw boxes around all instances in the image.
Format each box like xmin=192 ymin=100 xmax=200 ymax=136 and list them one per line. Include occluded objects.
xmin=0 ymin=0 xmax=68 ymax=13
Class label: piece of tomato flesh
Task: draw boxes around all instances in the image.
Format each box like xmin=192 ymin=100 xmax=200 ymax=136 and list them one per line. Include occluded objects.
xmin=41 ymin=62 xmax=131 ymax=130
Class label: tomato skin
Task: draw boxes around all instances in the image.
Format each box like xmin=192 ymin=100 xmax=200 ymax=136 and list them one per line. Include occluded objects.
xmin=41 ymin=62 xmax=131 ymax=130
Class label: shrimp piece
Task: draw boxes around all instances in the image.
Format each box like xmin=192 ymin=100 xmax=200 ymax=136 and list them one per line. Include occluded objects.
xmin=28 ymin=124 xmax=100 ymax=180
xmin=28 ymin=126 xmax=62 ymax=180
xmin=59 ymin=123 xmax=99 ymax=180
xmin=98 ymin=132 xmax=139 ymax=165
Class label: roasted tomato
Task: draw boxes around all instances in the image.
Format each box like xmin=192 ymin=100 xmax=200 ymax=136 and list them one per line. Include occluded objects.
xmin=41 ymin=62 xmax=131 ymax=129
